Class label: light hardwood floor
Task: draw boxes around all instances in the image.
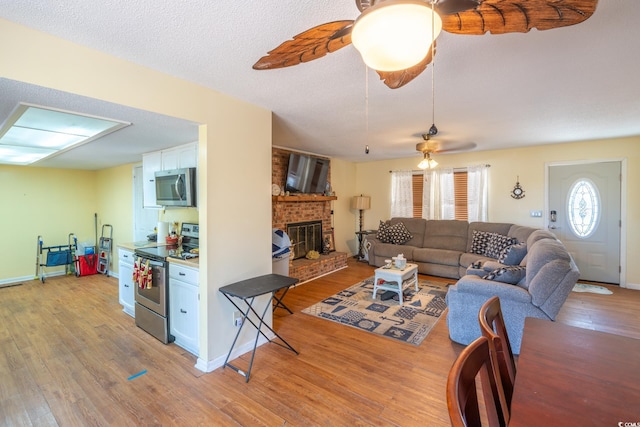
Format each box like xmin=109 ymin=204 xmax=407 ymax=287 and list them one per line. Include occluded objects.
xmin=1 ymin=260 xmax=638 ymax=426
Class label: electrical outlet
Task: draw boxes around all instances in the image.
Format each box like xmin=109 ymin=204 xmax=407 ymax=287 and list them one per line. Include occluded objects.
xmin=233 ymin=311 xmax=243 ymax=327
xmin=530 ymin=210 xmax=543 ymax=218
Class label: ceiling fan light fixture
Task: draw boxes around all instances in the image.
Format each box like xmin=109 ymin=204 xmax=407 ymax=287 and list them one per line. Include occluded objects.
xmin=351 ymin=0 xmax=442 ymax=72
xmin=418 ymin=151 xmax=438 ymax=169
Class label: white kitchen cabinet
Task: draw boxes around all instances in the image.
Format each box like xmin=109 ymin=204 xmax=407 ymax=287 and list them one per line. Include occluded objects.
xmin=118 ymin=248 xmax=135 ymax=317
xmin=142 ymin=151 xmax=162 ymax=208
xmin=169 ymin=263 xmax=199 ymax=355
xmin=161 ymin=141 xmax=197 ymax=170
xmin=142 ymin=142 xmax=197 ymax=208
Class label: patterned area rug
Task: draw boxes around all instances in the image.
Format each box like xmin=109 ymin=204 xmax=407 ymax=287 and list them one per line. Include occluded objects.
xmin=302 ymin=277 xmax=447 ymax=346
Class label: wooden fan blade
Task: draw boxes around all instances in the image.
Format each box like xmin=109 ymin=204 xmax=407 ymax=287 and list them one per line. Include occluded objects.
xmin=418 ymin=139 xmax=477 ymax=153
xmin=442 ymin=0 xmax=599 ymax=35
xmin=376 ymin=41 xmax=436 ymax=89
xmin=253 ymin=21 xmax=354 ymax=70
xmin=434 ymin=141 xmax=477 ymax=153
xmin=435 ymin=0 xmax=480 ymax=15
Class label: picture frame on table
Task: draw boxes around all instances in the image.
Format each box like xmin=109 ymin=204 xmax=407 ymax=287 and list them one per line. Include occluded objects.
xmin=323 ymin=230 xmax=335 ymax=253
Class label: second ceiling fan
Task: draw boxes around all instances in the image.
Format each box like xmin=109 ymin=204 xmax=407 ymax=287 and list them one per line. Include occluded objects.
xmin=253 ymin=0 xmax=599 ymax=89
xmin=415 ymin=127 xmax=477 ymax=169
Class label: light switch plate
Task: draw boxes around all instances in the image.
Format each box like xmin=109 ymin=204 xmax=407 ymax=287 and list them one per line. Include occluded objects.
xmin=530 ymin=210 xmax=543 ymax=217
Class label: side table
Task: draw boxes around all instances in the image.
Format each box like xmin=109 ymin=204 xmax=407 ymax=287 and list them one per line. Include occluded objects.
xmin=219 ymin=274 xmax=299 ymax=382
xmin=372 ymin=263 xmax=419 ymax=305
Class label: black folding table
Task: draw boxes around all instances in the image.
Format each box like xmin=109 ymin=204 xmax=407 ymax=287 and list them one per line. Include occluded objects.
xmin=219 ymin=273 xmax=299 ymax=382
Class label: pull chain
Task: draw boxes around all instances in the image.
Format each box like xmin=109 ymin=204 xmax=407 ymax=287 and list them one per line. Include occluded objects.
xmin=365 ymin=64 xmax=370 ymax=154
xmin=429 ymin=0 xmax=438 ymax=136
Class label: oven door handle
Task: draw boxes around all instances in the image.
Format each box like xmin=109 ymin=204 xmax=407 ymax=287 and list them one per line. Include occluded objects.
xmin=137 ymin=258 xmax=165 ymax=268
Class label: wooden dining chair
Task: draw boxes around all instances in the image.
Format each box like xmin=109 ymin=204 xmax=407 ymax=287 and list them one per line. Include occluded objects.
xmin=446 ymin=336 xmax=508 ymax=427
xmin=478 ymin=296 xmax=517 ymax=411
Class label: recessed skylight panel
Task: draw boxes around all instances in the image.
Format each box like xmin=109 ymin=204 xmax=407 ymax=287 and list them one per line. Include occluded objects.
xmin=0 ymin=103 xmax=130 ymax=166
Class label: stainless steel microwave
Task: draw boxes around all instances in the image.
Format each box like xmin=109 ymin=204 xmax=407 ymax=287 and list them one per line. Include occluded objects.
xmin=154 ymin=167 xmax=197 ymax=207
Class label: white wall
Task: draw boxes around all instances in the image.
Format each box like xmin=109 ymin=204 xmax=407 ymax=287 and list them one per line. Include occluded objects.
xmin=333 ymin=137 xmax=640 ymax=286
xmin=1 ymin=18 xmax=272 ymax=370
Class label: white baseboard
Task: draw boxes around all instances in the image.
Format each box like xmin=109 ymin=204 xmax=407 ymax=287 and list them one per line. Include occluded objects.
xmin=1 ymin=269 xmax=118 ymax=286
xmin=0 ymin=270 xmax=69 ymax=286
xmin=0 ymin=275 xmax=35 ymax=286
xmin=194 ymin=333 xmax=272 ymax=373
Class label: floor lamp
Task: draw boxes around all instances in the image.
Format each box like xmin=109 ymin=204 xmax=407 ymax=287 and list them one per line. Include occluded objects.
xmin=352 ymin=195 xmax=371 ymax=260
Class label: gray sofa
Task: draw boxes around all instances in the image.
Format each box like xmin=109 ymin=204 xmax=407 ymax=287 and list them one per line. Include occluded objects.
xmin=367 ymin=218 xmax=539 ymax=278
xmin=446 ymin=231 xmax=580 ymax=353
xmin=367 ymin=218 xmax=580 ymax=354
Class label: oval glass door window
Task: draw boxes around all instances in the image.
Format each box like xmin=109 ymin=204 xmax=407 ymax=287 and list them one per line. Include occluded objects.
xmin=567 ymin=178 xmax=600 ymax=238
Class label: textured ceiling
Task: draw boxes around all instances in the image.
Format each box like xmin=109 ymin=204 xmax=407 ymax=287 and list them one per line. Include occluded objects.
xmin=1 ymin=0 xmax=639 ymax=169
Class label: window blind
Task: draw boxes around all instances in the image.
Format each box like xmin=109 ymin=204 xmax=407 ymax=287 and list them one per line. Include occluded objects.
xmin=454 ymin=171 xmax=468 ymax=220
xmin=412 ymin=174 xmax=423 ymax=218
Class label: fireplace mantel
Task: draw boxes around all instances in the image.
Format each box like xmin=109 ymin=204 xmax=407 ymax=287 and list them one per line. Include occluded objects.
xmin=272 ymin=195 xmax=337 ymax=203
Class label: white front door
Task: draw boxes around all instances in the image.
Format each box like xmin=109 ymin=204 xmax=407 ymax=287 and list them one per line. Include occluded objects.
xmin=548 ymin=162 xmax=621 ymax=284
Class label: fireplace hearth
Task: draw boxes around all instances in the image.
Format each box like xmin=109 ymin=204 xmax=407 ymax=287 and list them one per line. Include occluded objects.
xmin=287 ymin=220 xmax=323 ymax=260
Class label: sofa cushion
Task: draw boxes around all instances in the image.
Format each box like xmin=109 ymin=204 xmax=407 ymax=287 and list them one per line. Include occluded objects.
xmin=386 ymin=221 xmax=413 ymax=245
xmin=485 ymin=233 xmax=518 ymax=258
xmin=526 ymin=229 xmax=557 ymax=248
xmin=465 ymin=264 xmax=486 ymax=277
xmin=499 ymin=242 xmax=528 ymax=265
xmin=372 ymin=242 xmax=415 ymax=261
xmin=483 ymin=265 xmax=527 ymax=285
xmin=413 ymin=247 xmax=461 ymax=267
xmin=459 ymin=252 xmax=494 ymax=270
xmin=508 ymin=225 xmax=538 ymax=244
xmin=423 ymin=220 xmax=468 ymax=251
xmin=526 ymin=238 xmax=578 ymax=309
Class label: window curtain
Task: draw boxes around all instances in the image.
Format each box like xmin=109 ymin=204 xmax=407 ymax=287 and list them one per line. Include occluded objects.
xmin=391 ymin=170 xmax=413 ymax=217
xmin=467 ymin=164 xmax=489 ymax=222
xmin=422 ymin=168 xmax=455 ymax=220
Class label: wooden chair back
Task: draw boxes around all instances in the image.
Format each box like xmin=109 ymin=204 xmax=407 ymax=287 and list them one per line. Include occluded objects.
xmin=478 ymin=296 xmax=517 ymax=412
xmin=446 ymin=336 xmax=508 ymax=427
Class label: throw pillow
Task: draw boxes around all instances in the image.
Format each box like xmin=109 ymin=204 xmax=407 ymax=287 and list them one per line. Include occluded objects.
xmin=482 ymin=265 xmax=527 ymax=285
xmin=376 ymin=220 xmax=391 ymax=243
xmin=498 ymin=242 xmax=528 ymax=265
xmin=470 ymin=230 xmax=492 ymax=255
xmin=386 ymin=221 xmax=413 ymax=245
xmin=485 ymin=233 xmax=518 ymax=259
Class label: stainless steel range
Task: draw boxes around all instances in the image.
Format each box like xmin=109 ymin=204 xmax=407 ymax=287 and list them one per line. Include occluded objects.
xmin=133 ymin=222 xmax=199 ymax=343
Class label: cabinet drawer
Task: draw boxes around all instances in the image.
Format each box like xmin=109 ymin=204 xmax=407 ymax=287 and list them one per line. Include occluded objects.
xmin=169 ymin=264 xmax=198 ymax=284
xmin=119 ymin=249 xmax=134 ymax=264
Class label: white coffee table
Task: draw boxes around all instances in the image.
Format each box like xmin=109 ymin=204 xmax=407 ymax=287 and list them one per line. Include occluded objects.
xmin=372 ymin=263 xmax=419 ymax=305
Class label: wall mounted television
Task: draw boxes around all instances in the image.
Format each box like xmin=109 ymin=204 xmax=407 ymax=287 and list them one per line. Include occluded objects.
xmin=284 ymin=152 xmax=330 ymax=194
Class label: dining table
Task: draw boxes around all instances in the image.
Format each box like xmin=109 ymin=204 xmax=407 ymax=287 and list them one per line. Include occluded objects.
xmin=509 ymin=317 xmax=640 ymax=426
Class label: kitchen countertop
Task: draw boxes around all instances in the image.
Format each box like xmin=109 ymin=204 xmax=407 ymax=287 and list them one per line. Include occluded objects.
xmin=117 ymin=241 xmax=160 ymax=251
xmin=118 ymin=241 xmax=199 ymax=268
xmin=167 ymin=256 xmax=199 ymax=268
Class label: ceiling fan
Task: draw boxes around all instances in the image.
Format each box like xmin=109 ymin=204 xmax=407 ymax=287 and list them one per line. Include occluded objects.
xmin=253 ymin=0 xmax=599 ymax=89
xmin=415 ymin=127 xmax=477 ymax=168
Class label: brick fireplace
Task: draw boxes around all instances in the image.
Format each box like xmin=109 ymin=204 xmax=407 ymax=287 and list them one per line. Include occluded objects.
xmin=272 ymin=147 xmax=348 ymax=282
xmin=287 ymin=220 xmax=323 ymax=260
